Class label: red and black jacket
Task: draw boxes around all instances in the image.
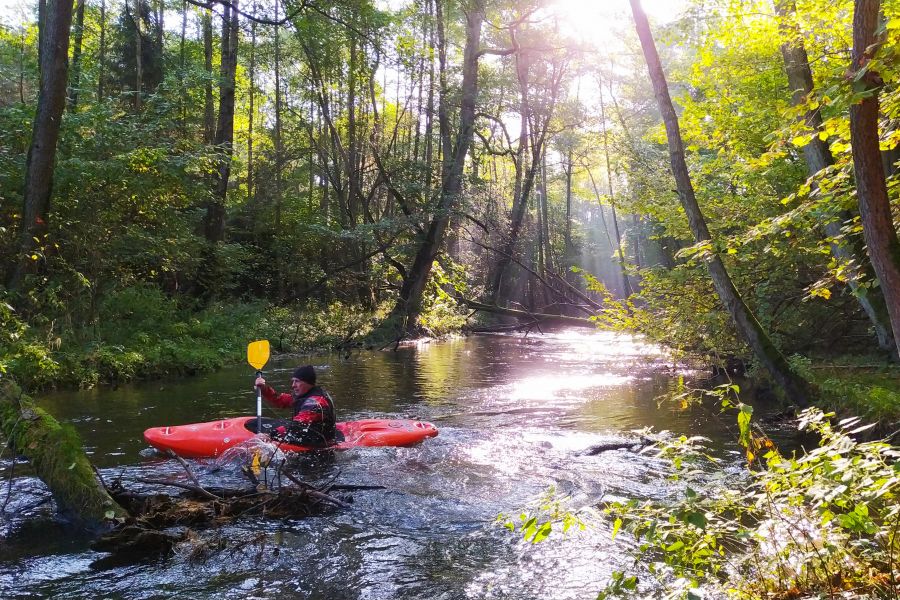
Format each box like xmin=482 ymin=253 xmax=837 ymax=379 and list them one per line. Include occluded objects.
xmin=260 ymin=385 xmax=336 ymax=444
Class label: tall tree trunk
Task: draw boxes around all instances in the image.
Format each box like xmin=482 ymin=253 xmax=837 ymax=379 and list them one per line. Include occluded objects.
xmin=347 ymin=36 xmax=359 ymax=226
xmin=776 ymin=0 xmax=895 ymax=355
xmin=156 ymin=0 xmax=164 ymax=51
xmin=204 ymin=1 xmax=238 ymax=243
xmin=488 ymin=36 xmax=531 ymax=303
xmin=97 ymin=0 xmax=107 ymax=101
xmin=180 ymin=0 xmax=187 ymax=131
xmin=412 ymin=5 xmax=428 ymax=164
xmin=423 ymin=0 xmax=436 ymax=180
xmin=133 ymin=0 xmax=143 ymax=111
xmin=8 ymin=0 xmax=74 ymax=291
xmin=848 ymin=0 xmax=900 ymax=359
xmin=67 ymin=0 xmax=85 ymax=112
xmin=629 ymin=0 xmax=813 ymax=404
xmin=273 ymin=0 xmax=284 ymax=298
xmin=387 ymin=0 xmax=484 ymax=334
xmin=247 ymin=17 xmax=255 ymax=202
xmin=488 ymin=36 xmax=564 ymax=304
xmin=598 ymin=75 xmax=633 ymax=297
xmin=202 ymin=8 xmax=214 ymax=144
xmin=564 ymin=147 xmax=573 ymax=259
xmin=37 ymin=0 xmax=45 ymax=70
xmin=540 ymin=149 xmax=552 ymax=273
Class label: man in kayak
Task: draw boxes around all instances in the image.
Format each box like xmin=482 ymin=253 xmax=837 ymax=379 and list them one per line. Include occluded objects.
xmin=254 ymin=365 xmax=337 ymax=447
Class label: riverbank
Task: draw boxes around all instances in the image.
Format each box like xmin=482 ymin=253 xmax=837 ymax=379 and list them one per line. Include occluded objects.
xmin=4 ymin=288 xmax=898 ymax=427
xmin=1 ymin=290 xmax=384 ymax=391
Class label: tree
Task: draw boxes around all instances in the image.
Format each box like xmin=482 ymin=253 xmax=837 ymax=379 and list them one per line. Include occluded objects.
xmin=486 ymin=12 xmax=567 ymax=305
xmin=387 ymin=0 xmax=485 ymax=335
xmin=629 ymin=0 xmax=813 ymax=404
xmin=775 ymin=0 xmax=895 ymax=355
xmin=67 ymin=0 xmax=86 ymax=112
xmin=204 ymin=0 xmax=239 ymax=243
xmin=848 ymin=0 xmax=900 ymax=359
xmin=7 ymin=0 xmax=75 ymax=291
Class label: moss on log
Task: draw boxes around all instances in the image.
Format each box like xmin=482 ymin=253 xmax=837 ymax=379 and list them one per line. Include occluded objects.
xmin=0 ymin=380 xmax=126 ymax=524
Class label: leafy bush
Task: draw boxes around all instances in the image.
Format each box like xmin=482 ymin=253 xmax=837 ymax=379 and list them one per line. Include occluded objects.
xmin=504 ymin=407 xmax=900 ymax=599
xmin=1 ymin=282 xmax=384 ymax=390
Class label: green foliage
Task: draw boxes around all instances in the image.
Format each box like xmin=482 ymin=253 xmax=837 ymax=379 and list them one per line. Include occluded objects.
xmin=790 ymin=355 xmax=900 ymax=422
xmin=497 ymin=486 xmax=587 ymax=545
xmin=0 ymin=282 xmax=381 ymax=389
xmin=417 ymin=262 xmax=468 ymax=337
xmin=525 ymin=406 xmax=900 ymax=599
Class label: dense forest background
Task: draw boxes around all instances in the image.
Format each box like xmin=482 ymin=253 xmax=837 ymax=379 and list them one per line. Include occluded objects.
xmin=1 ymin=0 xmax=899 ymax=403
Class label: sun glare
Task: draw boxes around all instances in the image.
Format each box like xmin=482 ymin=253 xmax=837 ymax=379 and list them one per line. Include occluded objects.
xmin=551 ymin=0 xmax=686 ymax=47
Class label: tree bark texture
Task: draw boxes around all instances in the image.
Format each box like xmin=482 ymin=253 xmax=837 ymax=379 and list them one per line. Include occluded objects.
xmin=630 ymin=0 xmax=813 ymax=405
xmin=67 ymin=0 xmax=85 ymax=112
xmin=202 ymin=8 xmax=215 ymax=144
xmin=204 ymin=1 xmax=239 ymax=243
xmin=8 ymin=0 xmax=74 ymax=291
xmin=848 ymin=0 xmax=900 ymax=359
xmin=776 ymin=0 xmax=895 ymax=355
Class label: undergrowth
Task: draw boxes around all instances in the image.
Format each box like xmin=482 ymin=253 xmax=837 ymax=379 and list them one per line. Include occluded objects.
xmin=502 ymin=386 xmax=900 ymax=599
xmin=1 ymin=285 xmax=381 ymax=390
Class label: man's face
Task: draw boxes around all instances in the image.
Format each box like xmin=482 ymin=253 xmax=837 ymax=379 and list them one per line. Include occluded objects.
xmin=291 ymin=378 xmax=312 ymax=395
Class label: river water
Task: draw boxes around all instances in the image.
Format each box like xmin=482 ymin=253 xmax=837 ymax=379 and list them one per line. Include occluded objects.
xmin=0 ymin=330 xmax=762 ymax=599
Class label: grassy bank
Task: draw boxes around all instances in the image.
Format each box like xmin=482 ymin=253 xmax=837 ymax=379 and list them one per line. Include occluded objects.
xmin=1 ymin=285 xmax=384 ymax=391
xmin=787 ymin=355 xmax=900 ymax=427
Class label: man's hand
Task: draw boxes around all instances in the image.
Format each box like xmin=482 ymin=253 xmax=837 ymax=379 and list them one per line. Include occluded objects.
xmin=255 ymin=376 xmax=266 ymax=387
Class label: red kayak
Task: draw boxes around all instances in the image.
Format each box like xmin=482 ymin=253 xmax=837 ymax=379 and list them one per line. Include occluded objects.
xmin=144 ymin=416 xmax=439 ymax=458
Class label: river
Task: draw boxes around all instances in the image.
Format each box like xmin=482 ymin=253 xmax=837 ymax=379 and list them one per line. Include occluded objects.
xmin=0 ymin=330 xmax=766 ymax=599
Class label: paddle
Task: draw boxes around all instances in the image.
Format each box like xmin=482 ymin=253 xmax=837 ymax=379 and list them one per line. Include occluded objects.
xmin=247 ymin=340 xmax=270 ymax=436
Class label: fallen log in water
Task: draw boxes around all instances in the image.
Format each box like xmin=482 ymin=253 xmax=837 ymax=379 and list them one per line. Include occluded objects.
xmin=456 ymin=297 xmax=598 ymax=329
xmin=582 ymin=436 xmax=656 ymax=455
xmin=0 ymin=381 xmax=127 ymax=524
xmin=90 ymin=456 xmax=362 ymax=565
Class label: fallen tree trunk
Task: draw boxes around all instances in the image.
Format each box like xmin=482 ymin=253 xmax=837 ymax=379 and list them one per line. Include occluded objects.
xmin=457 ymin=297 xmax=598 ymax=329
xmin=0 ymin=380 xmax=127 ymax=524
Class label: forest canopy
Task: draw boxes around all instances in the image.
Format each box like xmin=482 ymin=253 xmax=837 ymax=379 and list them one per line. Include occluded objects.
xmin=1 ymin=0 xmax=899 ymax=398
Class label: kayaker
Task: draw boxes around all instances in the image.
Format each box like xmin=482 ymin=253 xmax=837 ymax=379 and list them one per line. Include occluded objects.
xmin=254 ymin=365 xmax=336 ymax=447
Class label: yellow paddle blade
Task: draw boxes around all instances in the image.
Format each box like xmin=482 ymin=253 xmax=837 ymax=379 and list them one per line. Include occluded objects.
xmin=247 ymin=340 xmax=270 ymax=370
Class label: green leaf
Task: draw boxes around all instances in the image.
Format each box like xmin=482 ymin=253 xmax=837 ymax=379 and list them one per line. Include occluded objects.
xmin=684 ymin=511 xmax=707 ymax=530
xmin=531 ymin=521 xmax=552 ymax=544
xmin=612 ymin=517 xmax=623 ymax=540
xmin=737 ymin=404 xmax=753 ymax=448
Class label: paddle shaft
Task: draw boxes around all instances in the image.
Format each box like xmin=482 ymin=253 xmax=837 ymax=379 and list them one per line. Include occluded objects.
xmin=255 ymin=369 xmax=262 ymax=434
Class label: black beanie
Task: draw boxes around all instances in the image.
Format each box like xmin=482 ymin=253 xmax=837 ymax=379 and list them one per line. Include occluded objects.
xmin=293 ymin=365 xmax=316 ymax=384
